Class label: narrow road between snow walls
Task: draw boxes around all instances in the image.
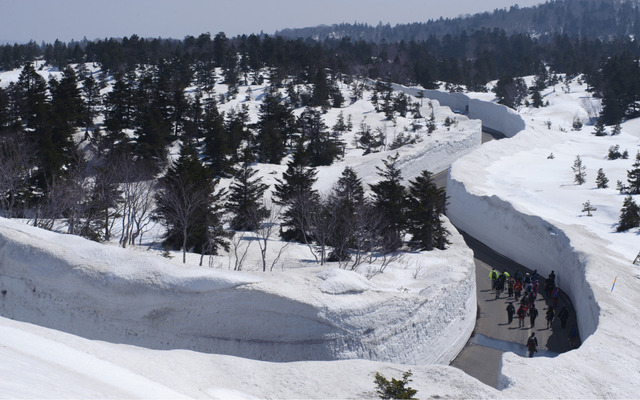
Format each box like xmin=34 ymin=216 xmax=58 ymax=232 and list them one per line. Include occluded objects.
xmin=429 ymin=116 xmax=579 ymax=389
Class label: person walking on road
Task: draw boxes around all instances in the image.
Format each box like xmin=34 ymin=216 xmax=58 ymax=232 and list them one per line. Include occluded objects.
xmin=528 ymin=303 xmax=539 ymax=328
xmin=569 ymin=324 xmax=580 ymax=349
xmin=517 ymin=304 xmax=527 ymax=328
xmin=527 ymin=332 xmax=538 ymax=357
xmin=557 ymin=305 xmax=569 ymax=328
xmin=514 ymin=279 xmax=523 ymax=301
xmin=507 ymin=276 xmax=515 ymax=298
xmin=546 ymin=305 xmax=555 ymax=329
xmin=552 ymin=286 xmax=560 ymax=306
xmin=490 ymin=268 xmax=498 ymax=289
xmin=506 ymin=302 xmax=515 ymax=324
xmin=495 ymin=274 xmax=505 ymax=299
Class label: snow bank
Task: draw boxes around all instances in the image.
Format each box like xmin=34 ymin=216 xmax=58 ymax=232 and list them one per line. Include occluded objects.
xmin=0 ymin=217 xmax=475 ymax=366
xmin=447 ymin=120 xmax=640 ymax=397
xmin=392 ymin=84 xmax=526 ymax=137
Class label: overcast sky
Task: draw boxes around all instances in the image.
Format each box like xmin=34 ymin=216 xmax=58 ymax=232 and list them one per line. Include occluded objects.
xmin=1 ymin=0 xmax=545 ymax=44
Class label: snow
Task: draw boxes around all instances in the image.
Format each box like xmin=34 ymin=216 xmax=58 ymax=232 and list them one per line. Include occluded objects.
xmin=1 ymin=63 xmax=639 ymax=398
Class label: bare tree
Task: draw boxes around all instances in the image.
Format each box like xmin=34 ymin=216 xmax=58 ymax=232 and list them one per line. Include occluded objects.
xmin=0 ymin=133 xmax=32 ymax=218
xmin=155 ymin=173 xmax=214 ymax=263
xmin=113 ymin=155 xmax=155 ymax=248
xmin=227 ymin=231 xmax=252 ymax=271
xmin=253 ymin=203 xmax=291 ymax=271
xmin=308 ymin=198 xmax=339 ymax=265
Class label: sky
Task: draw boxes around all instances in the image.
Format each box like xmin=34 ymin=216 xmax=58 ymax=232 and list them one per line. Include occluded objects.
xmin=0 ymin=0 xmax=545 ymax=44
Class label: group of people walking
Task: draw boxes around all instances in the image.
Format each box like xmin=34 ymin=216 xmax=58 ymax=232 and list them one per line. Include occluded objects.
xmin=489 ymin=267 xmax=578 ymax=356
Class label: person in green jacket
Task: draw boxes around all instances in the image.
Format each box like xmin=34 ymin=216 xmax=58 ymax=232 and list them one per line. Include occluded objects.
xmin=489 ymin=268 xmax=498 ymax=289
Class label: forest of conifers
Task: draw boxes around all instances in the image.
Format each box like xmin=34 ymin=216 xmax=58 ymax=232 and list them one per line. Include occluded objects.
xmin=1 ymin=0 xmax=640 ymax=263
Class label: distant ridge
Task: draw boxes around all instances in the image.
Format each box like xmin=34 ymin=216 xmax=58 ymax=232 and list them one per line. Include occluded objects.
xmin=276 ymin=0 xmax=640 ymax=42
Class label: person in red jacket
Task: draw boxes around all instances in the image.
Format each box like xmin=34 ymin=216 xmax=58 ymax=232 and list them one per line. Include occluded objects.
xmin=517 ymin=303 xmax=527 ymax=328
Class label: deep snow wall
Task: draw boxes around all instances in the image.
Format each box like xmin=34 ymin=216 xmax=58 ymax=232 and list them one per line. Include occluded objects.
xmin=391 ymin=84 xmax=526 ymax=137
xmin=446 ymin=177 xmax=598 ymax=340
xmin=0 ymin=218 xmax=475 ymax=365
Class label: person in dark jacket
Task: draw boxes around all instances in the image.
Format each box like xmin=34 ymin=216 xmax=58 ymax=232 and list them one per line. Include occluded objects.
xmin=528 ymin=303 xmax=539 ymax=328
xmin=506 ymin=302 xmax=516 ymax=324
xmin=527 ymin=332 xmax=538 ymax=357
xmin=557 ymin=305 xmax=569 ymax=328
xmin=545 ymin=305 xmax=555 ymax=329
xmin=517 ymin=304 xmax=527 ymax=328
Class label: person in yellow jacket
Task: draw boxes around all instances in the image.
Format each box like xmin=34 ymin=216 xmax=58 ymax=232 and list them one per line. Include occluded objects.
xmin=489 ymin=268 xmax=498 ymax=289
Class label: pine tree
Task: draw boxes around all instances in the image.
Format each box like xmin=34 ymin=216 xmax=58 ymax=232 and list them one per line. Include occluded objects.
xmin=374 ymin=370 xmax=418 ymax=400
xmin=256 ymin=85 xmax=294 ymax=164
xmin=153 ymin=144 xmax=227 ymax=262
xmin=595 ymin=168 xmax=609 ymax=189
xmin=298 ymin=107 xmax=341 ymax=166
xmin=612 ymin=123 xmax=622 ymax=135
xmin=572 ymin=155 xmax=587 ymax=185
xmin=201 ymin=97 xmax=232 ymax=176
xmin=592 ymin=118 xmax=608 ymax=136
xmin=406 ymin=170 xmax=449 ymax=250
xmin=326 ymin=166 xmax=365 ymax=261
xmin=531 ymin=89 xmax=544 ymax=108
xmin=582 ymin=200 xmax=597 ymax=216
xmin=226 ymin=150 xmax=269 ymax=231
xmin=273 ymin=143 xmax=319 ymax=242
xmin=370 ymin=153 xmax=407 ymax=252
xmin=617 ymin=195 xmax=640 ymax=232
xmin=626 ymin=152 xmax=640 ymax=194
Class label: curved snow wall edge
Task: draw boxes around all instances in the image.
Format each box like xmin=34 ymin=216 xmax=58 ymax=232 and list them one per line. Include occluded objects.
xmin=0 ymin=218 xmax=475 ymax=365
xmin=390 ymin=84 xmax=525 ymax=138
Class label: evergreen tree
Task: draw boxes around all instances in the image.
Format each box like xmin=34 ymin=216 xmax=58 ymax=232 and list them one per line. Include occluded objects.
xmin=226 ymin=150 xmax=269 ymax=231
xmin=374 ymin=370 xmax=418 ymax=400
xmin=494 ymin=76 xmax=527 ymax=108
xmin=627 ymin=152 xmax=640 ymax=194
xmin=16 ymin=62 xmax=48 ymax=129
xmin=256 ymin=85 xmax=295 ymax=164
xmin=592 ymin=118 xmax=607 ymax=136
xmin=273 ymin=143 xmax=319 ymax=242
xmin=608 ymin=144 xmax=622 ymax=160
xmin=572 ymin=155 xmax=587 ymax=185
xmin=531 ymin=89 xmax=544 ymax=108
xmin=370 ymin=153 xmax=406 ymax=252
xmin=201 ymin=97 xmax=232 ymax=176
xmin=406 ymin=170 xmax=449 ymax=250
xmin=81 ymin=73 xmax=101 ymax=138
xmin=326 ymin=166 xmax=365 ymax=261
xmin=595 ymin=168 xmax=609 ymax=189
xmin=154 ymin=144 xmax=227 ymax=262
xmin=298 ymin=107 xmax=341 ymax=166
xmin=582 ymin=200 xmax=597 ymax=216
xmin=617 ymin=195 xmax=640 ymax=232
xmin=612 ymin=123 xmax=622 ymax=135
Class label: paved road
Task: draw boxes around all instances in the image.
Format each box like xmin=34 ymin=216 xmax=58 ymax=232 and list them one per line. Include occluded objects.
xmin=435 ymin=129 xmax=579 ymax=388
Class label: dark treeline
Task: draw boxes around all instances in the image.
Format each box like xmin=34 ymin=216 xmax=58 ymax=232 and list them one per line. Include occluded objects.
xmin=3 ymin=29 xmax=640 ymax=91
xmin=277 ymin=0 xmax=640 ymax=43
